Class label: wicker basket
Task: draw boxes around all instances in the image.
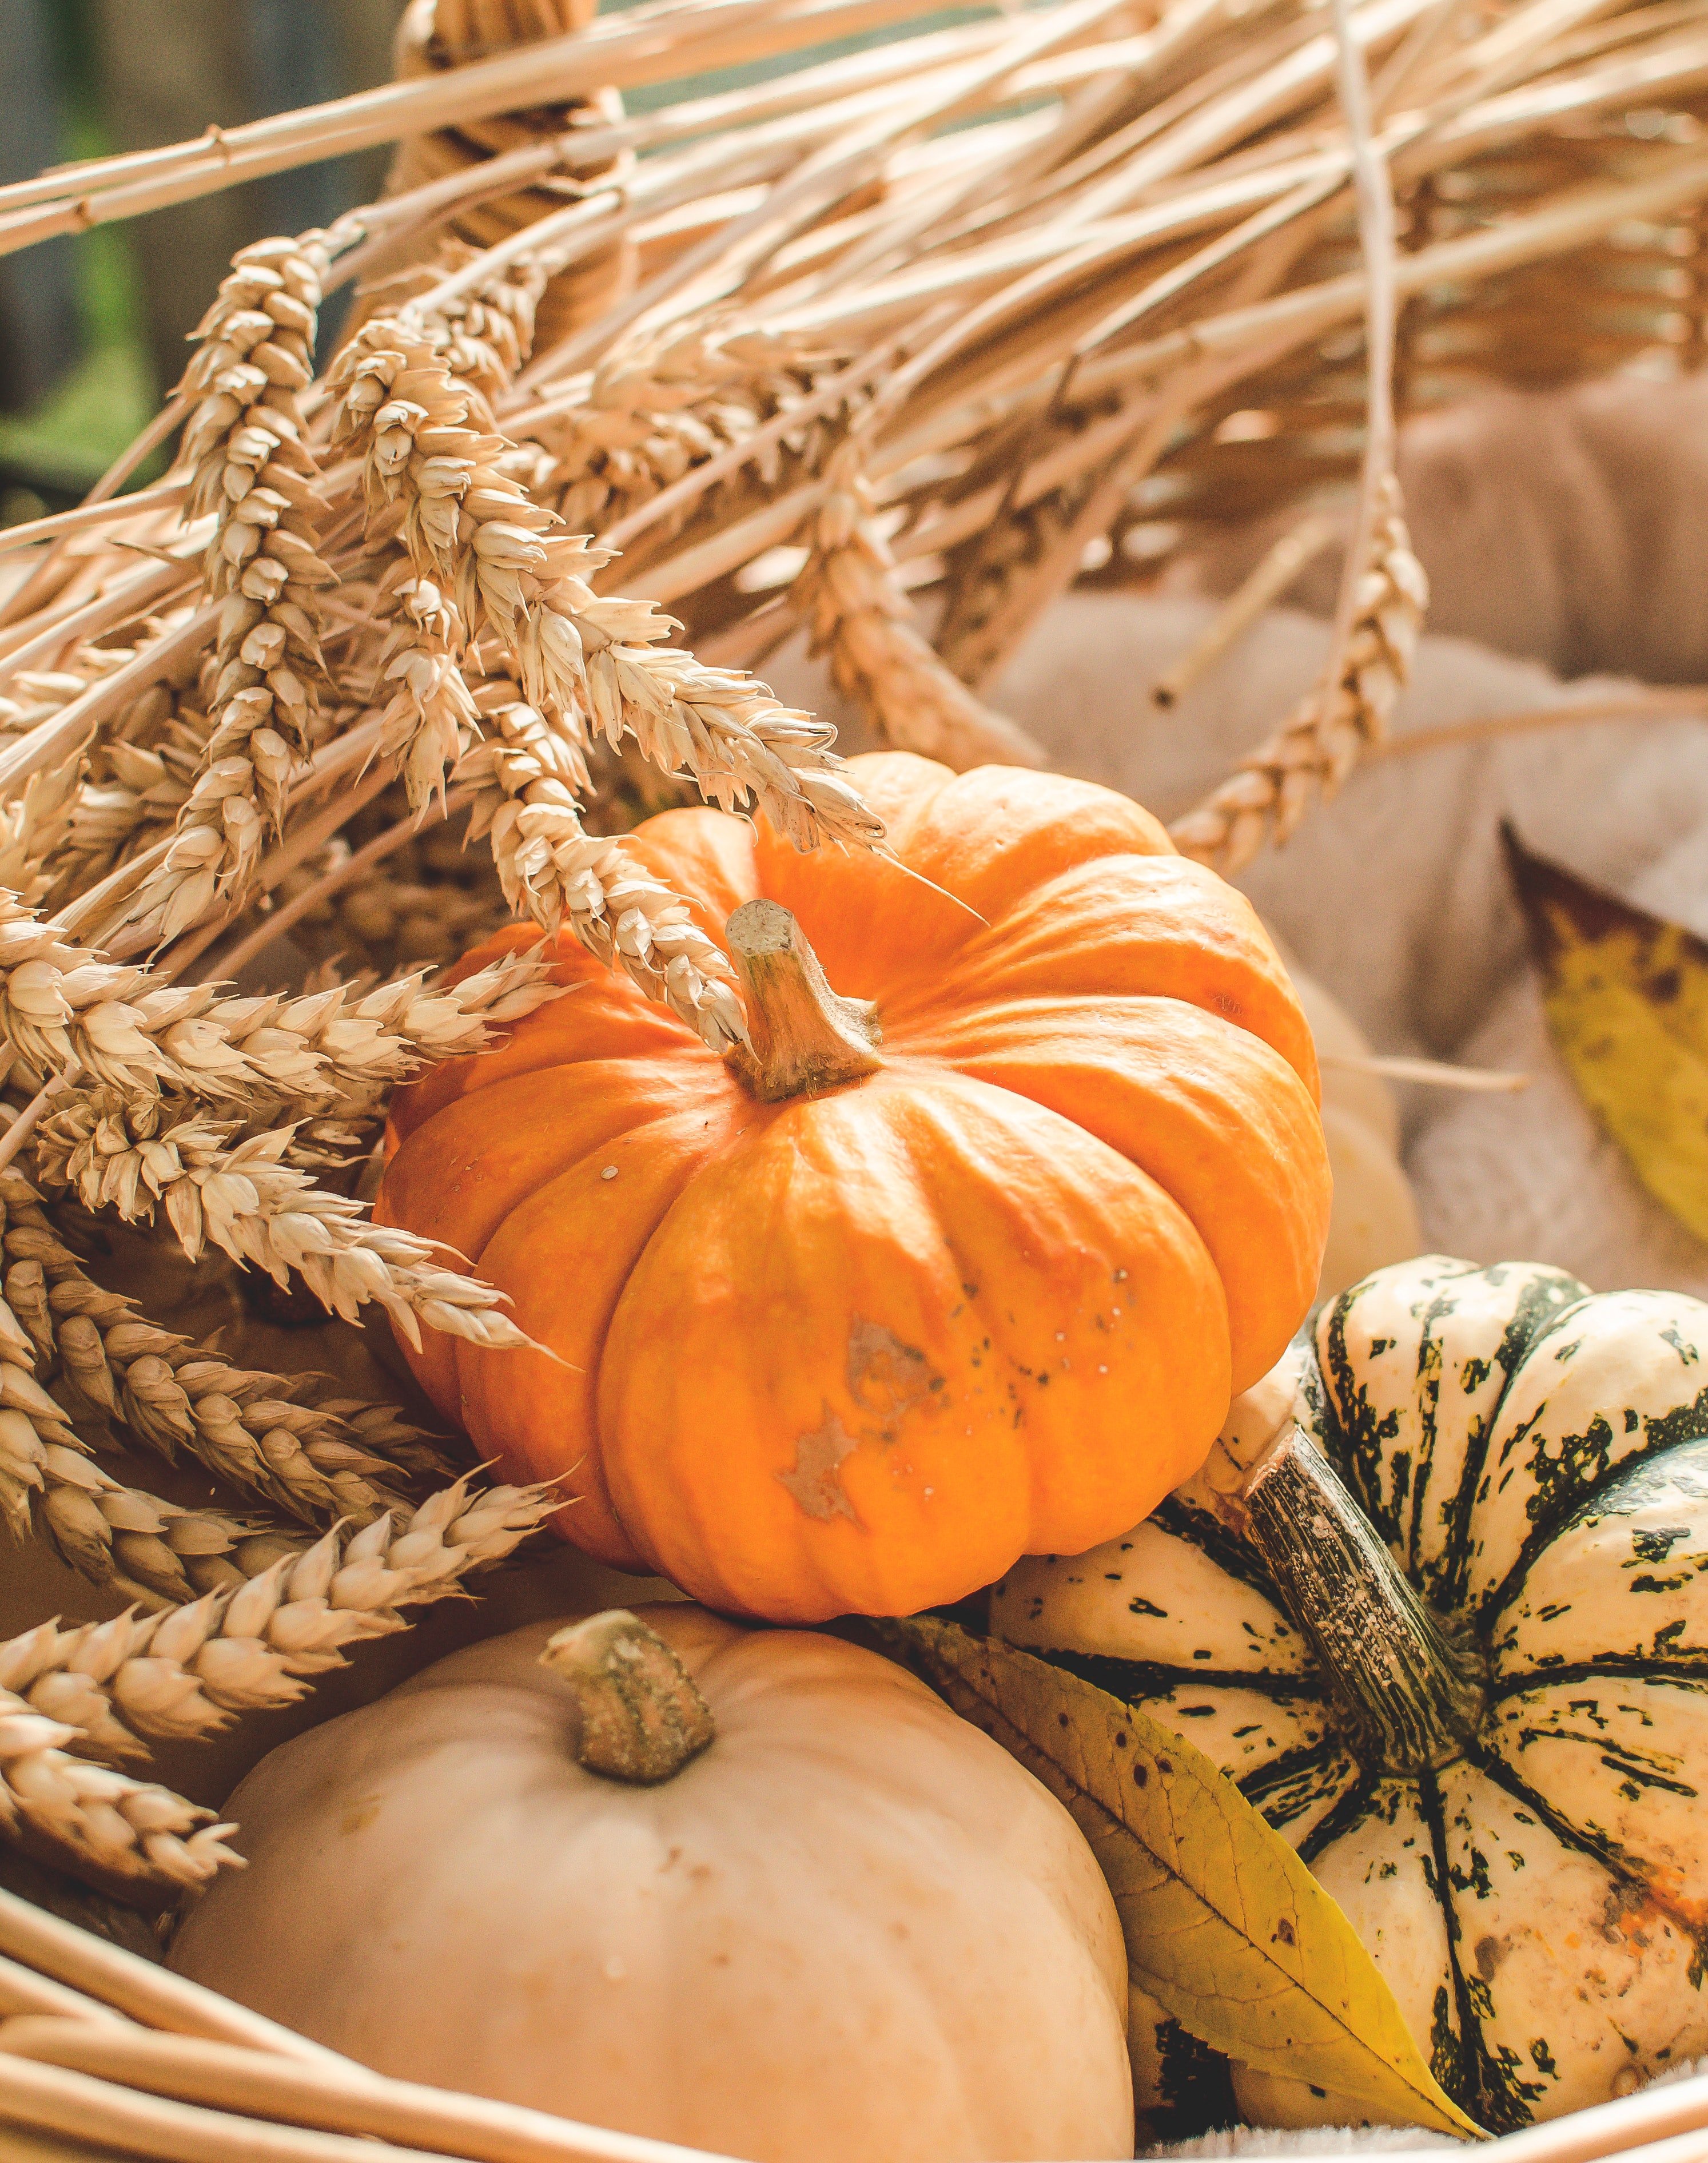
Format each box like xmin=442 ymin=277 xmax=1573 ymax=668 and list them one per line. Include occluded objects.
xmin=0 ymin=1882 xmax=1701 ymax=2163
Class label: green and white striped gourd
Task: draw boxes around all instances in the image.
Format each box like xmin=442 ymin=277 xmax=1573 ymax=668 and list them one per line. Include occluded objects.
xmin=993 ymin=1254 xmax=1708 ymax=2134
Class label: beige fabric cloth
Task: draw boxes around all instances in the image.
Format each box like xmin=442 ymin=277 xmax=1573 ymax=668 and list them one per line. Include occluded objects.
xmin=1168 ymin=371 xmax=1708 ymax=686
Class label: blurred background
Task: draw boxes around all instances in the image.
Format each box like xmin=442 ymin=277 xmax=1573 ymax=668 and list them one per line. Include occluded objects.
xmin=0 ymin=0 xmax=405 ymax=522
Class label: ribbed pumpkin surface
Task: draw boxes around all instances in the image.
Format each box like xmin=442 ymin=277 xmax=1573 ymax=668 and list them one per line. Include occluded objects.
xmin=380 ymin=752 xmax=1330 ymax=1621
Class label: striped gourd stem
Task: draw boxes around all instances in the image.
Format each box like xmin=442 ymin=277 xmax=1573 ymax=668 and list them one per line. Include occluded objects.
xmin=1228 ymin=1420 xmax=1484 ymax=1773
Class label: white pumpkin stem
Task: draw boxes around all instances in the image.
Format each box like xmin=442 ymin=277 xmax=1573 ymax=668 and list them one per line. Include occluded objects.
xmin=724 ymin=898 xmax=882 ymax=1102
xmin=542 ymin=1611 xmax=716 ymax=1784
xmin=1236 ymin=1425 xmax=1484 ymax=1772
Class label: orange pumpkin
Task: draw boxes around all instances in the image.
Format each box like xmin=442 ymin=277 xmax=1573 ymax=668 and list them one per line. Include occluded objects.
xmin=379 ymin=753 xmax=1330 ymax=1622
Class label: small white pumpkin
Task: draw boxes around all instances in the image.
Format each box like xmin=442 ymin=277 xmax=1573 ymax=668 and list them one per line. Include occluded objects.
xmin=170 ymin=1605 xmax=1133 ymax=2163
xmin=1273 ymin=940 xmax=1421 ymax=1298
xmin=996 ymin=1255 xmax=1708 ymax=2132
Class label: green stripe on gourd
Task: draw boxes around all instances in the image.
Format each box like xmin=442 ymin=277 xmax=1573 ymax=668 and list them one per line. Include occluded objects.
xmin=993 ymin=1255 xmax=1708 ymax=2136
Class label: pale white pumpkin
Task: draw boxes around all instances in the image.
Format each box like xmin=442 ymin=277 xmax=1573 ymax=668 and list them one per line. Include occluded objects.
xmin=170 ymin=1604 xmax=1133 ymax=2163
xmin=1274 ymin=943 xmax=1422 ymax=1299
xmin=995 ymin=1256 xmax=1708 ymax=2133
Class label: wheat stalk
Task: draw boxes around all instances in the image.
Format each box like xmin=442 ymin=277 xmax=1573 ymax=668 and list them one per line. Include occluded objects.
xmin=1171 ymin=0 xmax=1427 ymax=871
xmin=0 ymin=897 xmax=563 ymax=1119
xmin=457 ymin=695 xmax=750 ymax=1048
xmin=333 ymin=320 xmax=882 ymax=845
xmin=0 ymin=1170 xmax=448 ymax=1605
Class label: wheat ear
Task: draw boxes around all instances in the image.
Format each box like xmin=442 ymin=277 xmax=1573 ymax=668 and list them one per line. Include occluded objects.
xmin=0 ymin=1690 xmax=240 ymax=1890
xmin=458 ymin=695 xmax=748 ymax=1049
xmin=1170 ymin=480 xmax=1427 ymax=872
xmin=0 ymin=1472 xmax=558 ymax=1759
xmin=33 ymin=1090 xmax=534 ymax=1354
xmin=0 ymin=1468 xmax=552 ymax=1890
xmin=0 ymin=897 xmax=563 ymax=1120
xmin=329 ymin=321 xmax=883 ymax=853
xmin=119 ymin=237 xmax=339 ymax=951
xmin=793 ymin=442 xmax=1044 ymax=770
xmin=1 ymin=1178 xmax=420 ymax=1530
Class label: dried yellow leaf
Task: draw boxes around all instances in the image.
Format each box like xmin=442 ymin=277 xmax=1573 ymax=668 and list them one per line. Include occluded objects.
xmin=1505 ymin=822 xmax=1708 ymax=1242
xmin=879 ymin=1617 xmax=1483 ymax=2141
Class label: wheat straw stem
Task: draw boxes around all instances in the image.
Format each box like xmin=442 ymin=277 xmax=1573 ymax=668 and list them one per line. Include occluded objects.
xmin=1153 ymin=513 xmax=1342 ymax=707
xmin=0 ymin=1953 xmax=134 ymax=2025
xmin=0 ymin=1890 xmax=341 ymax=2057
xmin=0 ymin=607 xmax=218 ymax=804
xmin=1369 ymin=693 xmax=1708 ymax=757
xmin=1327 ymin=0 xmax=1399 ymax=672
xmin=0 ymin=2052 xmax=417 ymax=2162
xmin=0 ymin=0 xmax=971 ymax=256
xmin=86 ymin=395 xmax=193 ymax=507
xmin=599 ymin=335 xmax=905 ymax=551
xmin=0 ymin=483 xmax=192 ymax=559
xmin=1331 ymin=1051 xmax=1530 ymax=1091
xmin=0 ymin=2018 xmax=733 ymax=2163
xmin=0 ymin=560 xmax=194 ymax=686
xmin=0 ymin=1073 xmax=74 ymax=1179
xmin=412 ymin=191 xmax=625 ymax=319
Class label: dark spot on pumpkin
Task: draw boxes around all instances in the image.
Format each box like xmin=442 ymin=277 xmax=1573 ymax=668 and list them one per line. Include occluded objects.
xmin=1650 ymin=969 xmax=1682 ymax=1003
xmin=1134 ymin=1764 xmax=1149 ymax=1788
xmin=1058 ymin=1712 xmax=1070 ymax=1728
xmin=1475 ymin=1934 xmax=1506 ymax=1982
xmin=1274 ymin=1917 xmax=1296 ymax=1946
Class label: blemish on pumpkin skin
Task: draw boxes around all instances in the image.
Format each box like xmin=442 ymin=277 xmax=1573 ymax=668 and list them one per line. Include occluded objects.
xmin=339 ymin=1798 xmax=383 ymax=1837
xmin=778 ymin=1406 xmax=860 ymax=1521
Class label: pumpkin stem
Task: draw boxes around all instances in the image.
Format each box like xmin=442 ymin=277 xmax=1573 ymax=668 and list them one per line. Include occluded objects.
xmin=1233 ymin=1424 xmax=1484 ymax=1773
xmin=724 ymin=899 xmax=882 ymax=1103
xmin=542 ymin=1610 xmax=716 ymax=1784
